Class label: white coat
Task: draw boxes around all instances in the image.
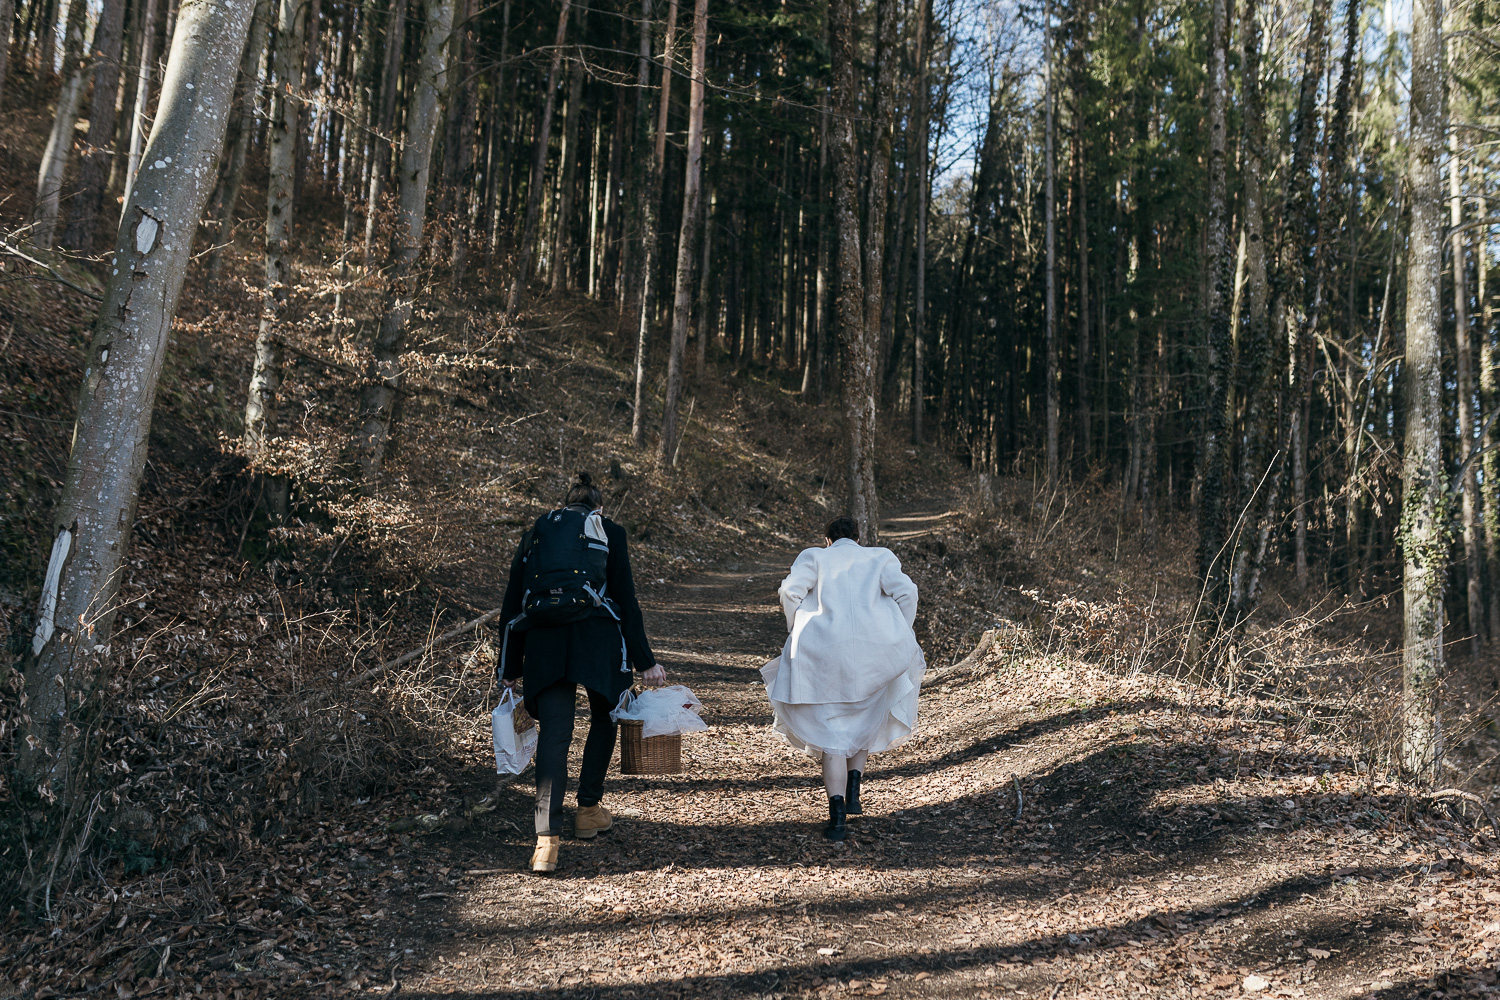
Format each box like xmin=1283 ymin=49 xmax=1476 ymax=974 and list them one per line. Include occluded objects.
xmin=760 ymin=538 xmax=926 ymax=759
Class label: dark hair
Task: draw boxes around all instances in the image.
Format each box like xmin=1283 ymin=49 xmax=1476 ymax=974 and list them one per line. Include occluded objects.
xmin=565 ymin=471 xmax=603 ymax=509
xmin=825 ymin=516 xmax=859 ymax=542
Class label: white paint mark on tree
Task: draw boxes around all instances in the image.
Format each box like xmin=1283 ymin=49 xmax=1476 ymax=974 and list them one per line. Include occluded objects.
xmin=32 ymin=529 xmax=73 ymax=654
xmin=135 ymin=215 xmax=159 ymax=253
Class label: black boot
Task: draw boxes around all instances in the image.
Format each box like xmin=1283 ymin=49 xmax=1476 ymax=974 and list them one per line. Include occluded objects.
xmin=825 ymin=795 xmax=848 ymax=840
xmin=846 ymin=770 xmax=863 ymax=815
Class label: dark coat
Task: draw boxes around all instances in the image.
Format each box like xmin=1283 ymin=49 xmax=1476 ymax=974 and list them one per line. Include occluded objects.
xmin=499 ymin=510 xmax=656 ymax=715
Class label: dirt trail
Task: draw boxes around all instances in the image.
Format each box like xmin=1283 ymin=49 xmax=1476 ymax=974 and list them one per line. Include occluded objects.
xmin=373 ymin=499 xmax=1496 ymax=999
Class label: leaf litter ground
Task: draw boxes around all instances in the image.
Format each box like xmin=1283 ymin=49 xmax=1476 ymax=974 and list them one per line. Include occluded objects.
xmin=145 ymin=500 xmax=1490 ymax=1000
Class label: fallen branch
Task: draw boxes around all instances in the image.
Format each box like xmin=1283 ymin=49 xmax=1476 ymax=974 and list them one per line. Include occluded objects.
xmin=921 ymin=628 xmax=998 ymax=689
xmin=1424 ymin=788 xmax=1498 ymax=838
xmin=1012 ymin=774 xmax=1024 ymax=822
xmin=355 ymin=605 xmax=508 ymax=685
xmin=0 ymin=240 xmax=104 ymax=300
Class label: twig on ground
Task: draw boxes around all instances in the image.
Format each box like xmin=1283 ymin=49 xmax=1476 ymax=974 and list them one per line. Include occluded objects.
xmin=355 ymin=606 xmax=507 ymax=684
xmin=1424 ymin=788 xmax=1498 ymax=838
xmin=1012 ymin=774 xmax=1024 ymax=822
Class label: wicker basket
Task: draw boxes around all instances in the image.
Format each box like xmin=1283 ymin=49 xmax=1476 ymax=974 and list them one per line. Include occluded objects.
xmin=618 ymin=720 xmax=684 ymax=775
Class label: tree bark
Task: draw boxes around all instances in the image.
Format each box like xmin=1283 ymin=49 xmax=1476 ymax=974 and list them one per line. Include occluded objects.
xmin=62 ymin=0 xmax=127 ymax=251
xmin=445 ymin=0 xmax=478 ymax=287
xmin=208 ymin=0 xmax=272 ymax=278
xmin=506 ymin=0 xmax=573 ymax=312
xmin=1450 ymin=138 xmax=1482 ymax=653
xmin=32 ymin=0 xmax=92 ymax=246
xmin=1195 ymin=0 xmax=1232 ymax=616
xmin=242 ymin=0 xmax=306 ymax=519
xmin=861 ymin=0 xmax=897 ymax=405
xmin=0 ymin=0 xmax=14 ymax=107
xmin=629 ymin=0 xmax=676 ymax=448
xmin=657 ymin=0 xmax=707 ymax=467
xmin=1043 ymin=0 xmax=1058 ymax=487
xmin=1227 ymin=0 xmax=1274 ymax=621
xmin=1400 ymin=0 xmax=1445 ymax=782
xmin=830 ymin=0 xmax=877 ymax=540
xmin=362 ymin=0 xmax=408 ymax=263
xmin=1479 ymin=191 xmax=1500 ymax=642
xmin=355 ymin=0 xmax=453 ymax=492
xmin=121 ymin=0 xmax=160 ymax=211
xmin=550 ymin=43 xmax=585 ymax=293
xmin=19 ymin=0 xmax=255 ymax=795
xmin=910 ymin=0 xmax=930 ymax=443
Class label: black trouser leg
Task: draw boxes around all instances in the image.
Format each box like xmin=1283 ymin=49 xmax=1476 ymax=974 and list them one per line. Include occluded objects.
xmin=532 ymin=681 xmax=577 ymax=837
xmin=576 ymin=687 xmax=617 ymax=808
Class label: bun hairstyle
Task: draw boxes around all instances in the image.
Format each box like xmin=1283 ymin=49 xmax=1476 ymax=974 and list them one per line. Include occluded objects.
xmin=825 ymin=515 xmax=859 ymax=542
xmin=565 ymin=471 xmax=604 ymax=509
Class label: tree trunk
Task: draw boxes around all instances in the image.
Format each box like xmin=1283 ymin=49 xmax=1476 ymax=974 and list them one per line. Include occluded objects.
xmin=1227 ymin=0 xmax=1274 ymax=620
xmin=657 ymin=0 xmax=707 ymax=468
xmin=505 ymin=0 xmax=572 ymax=312
xmin=208 ymin=0 xmax=272 ymax=277
xmin=19 ymin=0 xmax=255 ymax=795
xmin=121 ymin=0 xmax=160 ymax=210
xmin=550 ymin=44 xmax=585 ymax=294
xmin=445 ymin=0 xmax=477 ymax=288
xmin=1450 ymin=140 xmax=1482 ymax=653
xmin=32 ymin=0 xmax=91 ymax=247
xmin=1479 ymin=191 xmax=1500 ymax=642
xmin=61 ymin=0 xmax=127 ymax=251
xmin=242 ymin=0 xmax=306 ymax=519
xmin=0 ymin=0 xmax=14 ymax=107
xmin=861 ymin=0 xmax=897 ymax=406
xmin=1043 ymin=0 xmax=1058 ymax=486
xmin=629 ymin=0 xmax=676 ymax=448
xmin=362 ymin=0 xmax=408 ymax=262
xmin=830 ymin=0 xmax=877 ymax=540
xmin=910 ymin=0 xmax=930 ymax=443
xmin=1400 ymin=0 xmax=1444 ymax=782
xmin=1196 ymin=0 xmax=1232 ymax=615
xmin=355 ymin=0 xmax=453 ymax=492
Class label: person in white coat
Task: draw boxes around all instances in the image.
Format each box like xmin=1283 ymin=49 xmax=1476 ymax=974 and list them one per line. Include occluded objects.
xmin=761 ymin=515 xmax=925 ymax=839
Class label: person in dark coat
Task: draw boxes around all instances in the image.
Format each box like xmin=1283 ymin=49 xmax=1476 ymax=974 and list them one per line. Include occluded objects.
xmin=499 ymin=472 xmax=664 ymax=872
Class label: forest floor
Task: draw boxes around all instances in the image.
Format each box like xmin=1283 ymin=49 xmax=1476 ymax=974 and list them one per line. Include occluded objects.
xmin=13 ymin=495 xmax=1493 ymax=1000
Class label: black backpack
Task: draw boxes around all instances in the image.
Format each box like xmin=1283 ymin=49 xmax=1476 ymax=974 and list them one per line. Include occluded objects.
xmin=512 ymin=506 xmax=613 ymax=629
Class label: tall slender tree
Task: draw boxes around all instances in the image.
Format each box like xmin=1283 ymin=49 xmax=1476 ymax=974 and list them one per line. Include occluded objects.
xmin=1400 ymin=0 xmax=1446 ymax=781
xmin=19 ymin=0 xmax=257 ymax=794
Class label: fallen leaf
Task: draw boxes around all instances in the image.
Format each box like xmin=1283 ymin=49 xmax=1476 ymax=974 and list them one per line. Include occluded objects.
xmin=1306 ymin=948 xmax=1330 ymax=959
xmin=1243 ymin=974 xmax=1271 ymax=992
xmin=817 ymin=946 xmax=842 ymax=956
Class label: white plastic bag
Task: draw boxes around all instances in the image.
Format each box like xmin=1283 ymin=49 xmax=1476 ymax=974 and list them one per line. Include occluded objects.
xmin=492 ymin=688 xmax=538 ymax=774
xmin=610 ymin=684 xmax=709 ymax=739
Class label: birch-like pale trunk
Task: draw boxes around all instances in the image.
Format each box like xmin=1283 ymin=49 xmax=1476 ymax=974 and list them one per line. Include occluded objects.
xmin=830 ymin=0 xmax=877 ymax=541
xmin=505 ymin=0 xmax=572 ymax=313
xmin=242 ymin=0 xmax=307 ymax=519
xmin=362 ymin=0 xmax=408 ymax=262
xmin=1042 ymin=0 xmax=1058 ymax=488
xmin=1449 ymin=138 xmax=1482 ymax=653
xmin=62 ymin=0 xmax=128 ymax=251
xmin=33 ymin=0 xmax=92 ymax=247
xmin=657 ymin=0 xmax=708 ymax=468
xmin=1227 ymin=0 xmax=1276 ymax=621
xmin=1400 ymin=0 xmax=1445 ymax=782
xmin=121 ymin=0 xmax=160 ymax=211
xmin=355 ymin=0 xmax=453 ymax=493
xmin=19 ymin=0 xmax=255 ymax=795
xmin=208 ymin=0 xmax=272 ymax=277
xmin=1196 ymin=0 xmax=1232 ymax=614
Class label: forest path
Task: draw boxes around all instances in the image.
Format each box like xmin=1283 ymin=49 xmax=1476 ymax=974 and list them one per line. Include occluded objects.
xmin=377 ymin=496 xmax=1475 ymax=999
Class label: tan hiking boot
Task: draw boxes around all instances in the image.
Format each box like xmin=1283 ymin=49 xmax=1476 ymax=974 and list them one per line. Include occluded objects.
xmin=575 ymin=804 xmax=613 ymax=839
xmin=530 ymin=835 xmax=560 ymax=873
